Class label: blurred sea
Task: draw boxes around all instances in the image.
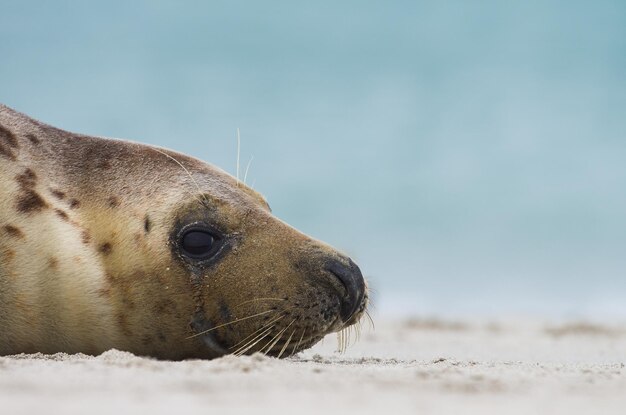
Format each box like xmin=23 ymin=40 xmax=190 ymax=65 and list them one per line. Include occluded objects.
xmin=1 ymin=1 xmax=625 ymax=318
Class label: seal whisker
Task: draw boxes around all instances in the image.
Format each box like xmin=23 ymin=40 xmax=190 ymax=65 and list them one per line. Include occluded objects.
xmin=229 ymin=313 xmax=286 ymax=350
xmin=272 ymin=323 xmax=293 ymax=358
xmin=186 ymin=309 xmax=275 ymax=339
xmin=348 ymin=326 xmax=353 ymax=349
xmin=232 ymin=328 xmax=272 ymax=355
xmin=336 ymin=327 xmax=350 ymax=354
xmin=232 ymin=297 xmax=286 ymax=309
xmin=230 ymin=312 xmax=294 ymax=355
xmin=350 ymin=325 xmax=357 ymax=346
xmin=231 ymin=316 xmax=288 ymax=355
xmin=365 ymin=310 xmax=375 ymax=331
xmin=336 ymin=329 xmax=342 ymax=353
xmin=152 ymin=148 xmax=210 ymax=208
xmin=232 ymin=315 xmax=288 ymax=357
xmin=233 ymin=327 xmax=274 ymax=356
xmin=265 ymin=320 xmax=296 ymax=354
xmin=261 ymin=319 xmax=294 ymax=356
xmin=259 ymin=328 xmax=284 ymax=356
xmin=348 ymin=326 xmax=355 ymax=349
xmin=243 ymin=155 xmax=254 ymax=185
xmin=340 ymin=328 xmax=346 ymax=354
xmin=278 ymin=327 xmax=297 ymax=359
xmin=292 ymin=329 xmax=306 ymax=356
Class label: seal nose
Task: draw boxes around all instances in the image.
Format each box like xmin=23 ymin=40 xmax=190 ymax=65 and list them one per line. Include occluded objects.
xmin=326 ymin=257 xmax=366 ymax=323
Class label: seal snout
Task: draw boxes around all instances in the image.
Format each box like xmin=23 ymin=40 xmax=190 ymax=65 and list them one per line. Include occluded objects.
xmin=326 ymin=257 xmax=366 ymax=324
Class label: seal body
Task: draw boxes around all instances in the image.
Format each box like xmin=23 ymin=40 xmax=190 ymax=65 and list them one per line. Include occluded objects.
xmin=0 ymin=104 xmax=367 ymax=359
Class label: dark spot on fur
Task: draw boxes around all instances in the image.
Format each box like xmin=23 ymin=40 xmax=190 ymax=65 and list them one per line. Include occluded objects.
xmin=99 ymin=242 xmax=112 ymax=255
xmin=0 ymin=125 xmax=18 ymax=159
xmin=51 ymin=189 xmax=66 ymax=200
xmin=16 ymin=169 xmax=37 ymax=189
xmin=55 ymin=209 xmax=69 ymax=221
xmin=16 ymin=190 xmax=49 ymax=213
xmin=81 ymin=230 xmax=91 ymax=244
xmin=3 ymin=225 xmax=24 ymax=238
xmin=2 ymin=128 xmax=18 ymax=148
xmin=107 ymin=196 xmax=120 ymax=208
xmin=98 ymin=159 xmax=112 ymax=169
xmin=25 ymin=133 xmax=40 ymax=145
xmin=48 ymin=257 xmax=59 ymax=269
xmin=157 ymin=332 xmax=167 ymax=343
xmin=69 ymin=199 xmax=80 ymax=209
xmin=144 ymin=216 xmax=151 ymax=233
xmin=0 ymin=144 xmax=16 ymax=160
xmin=3 ymin=248 xmax=16 ymax=262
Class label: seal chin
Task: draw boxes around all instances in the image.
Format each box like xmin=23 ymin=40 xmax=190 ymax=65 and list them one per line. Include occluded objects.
xmin=190 ymin=311 xmax=229 ymax=358
xmin=198 ymin=332 xmax=229 ymax=357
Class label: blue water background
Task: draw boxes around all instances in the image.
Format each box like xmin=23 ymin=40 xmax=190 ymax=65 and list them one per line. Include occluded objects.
xmin=2 ymin=1 xmax=625 ymax=317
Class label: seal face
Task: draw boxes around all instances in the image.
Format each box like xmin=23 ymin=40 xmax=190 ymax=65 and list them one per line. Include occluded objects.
xmin=0 ymin=104 xmax=368 ymax=359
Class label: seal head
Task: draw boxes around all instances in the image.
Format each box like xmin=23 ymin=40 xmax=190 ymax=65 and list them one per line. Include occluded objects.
xmin=0 ymin=104 xmax=368 ymax=359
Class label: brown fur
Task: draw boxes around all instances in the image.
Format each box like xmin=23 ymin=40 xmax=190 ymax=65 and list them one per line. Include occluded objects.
xmin=3 ymin=225 xmax=24 ymax=238
xmin=0 ymin=103 xmax=368 ymax=359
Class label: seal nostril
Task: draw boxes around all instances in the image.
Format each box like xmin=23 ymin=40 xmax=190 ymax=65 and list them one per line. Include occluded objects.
xmin=326 ymin=257 xmax=366 ymax=323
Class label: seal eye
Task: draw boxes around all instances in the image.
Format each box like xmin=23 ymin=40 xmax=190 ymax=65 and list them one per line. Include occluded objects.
xmin=181 ymin=230 xmax=216 ymax=259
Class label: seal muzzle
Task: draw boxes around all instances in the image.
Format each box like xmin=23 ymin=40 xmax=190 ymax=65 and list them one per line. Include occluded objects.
xmin=326 ymin=257 xmax=366 ymax=324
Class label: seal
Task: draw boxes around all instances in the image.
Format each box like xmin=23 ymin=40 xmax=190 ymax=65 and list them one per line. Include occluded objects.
xmin=0 ymin=104 xmax=368 ymax=359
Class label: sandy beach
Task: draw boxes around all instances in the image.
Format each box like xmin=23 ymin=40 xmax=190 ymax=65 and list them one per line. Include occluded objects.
xmin=1 ymin=317 xmax=625 ymax=415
